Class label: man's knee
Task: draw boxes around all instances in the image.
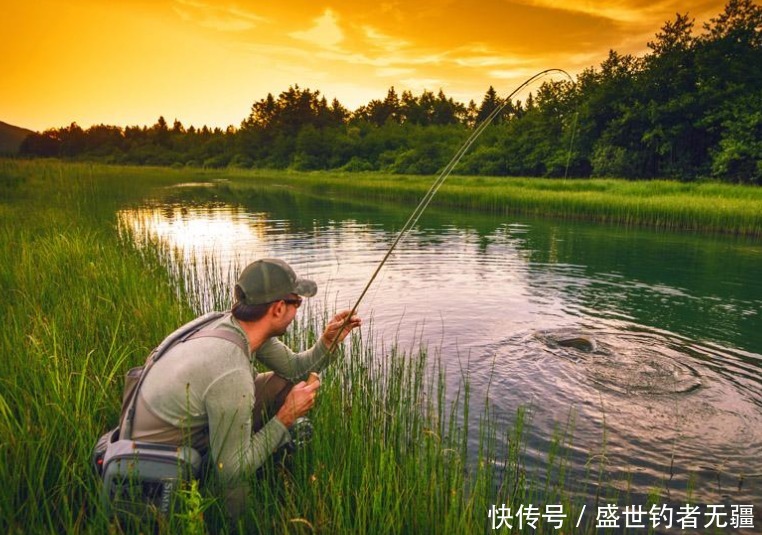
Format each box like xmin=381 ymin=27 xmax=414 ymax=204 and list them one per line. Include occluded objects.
xmin=252 ymin=372 xmax=294 ymax=430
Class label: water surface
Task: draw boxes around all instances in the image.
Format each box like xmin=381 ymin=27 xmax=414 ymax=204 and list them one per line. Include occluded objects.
xmin=119 ymin=182 xmax=762 ymax=517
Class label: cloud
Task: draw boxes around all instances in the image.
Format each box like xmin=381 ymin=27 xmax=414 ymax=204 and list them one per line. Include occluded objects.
xmin=399 ymin=77 xmax=445 ymax=91
xmin=173 ymin=0 xmax=267 ymax=32
xmin=454 ymin=50 xmax=534 ymax=68
xmin=512 ymin=0 xmax=722 ymax=27
xmin=290 ymin=9 xmax=344 ymax=48
xmin=362 ymin=26 xmax=409 ymax=52
xmin=376 ymin=67 xmax=416 ymax=77
xmin=199 ymin=17 xmax=256 ymax=32
xmin=488 ymin=67 xmax=544 ymax=80
xmin=513 ymin=0 xmax=665 ymax=24
xmin=455 ymin=56 xmax=516 ymax=68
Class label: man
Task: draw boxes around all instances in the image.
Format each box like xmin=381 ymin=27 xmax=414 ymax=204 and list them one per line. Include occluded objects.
xmin=129 ymin=258 xmax=361 ymax=519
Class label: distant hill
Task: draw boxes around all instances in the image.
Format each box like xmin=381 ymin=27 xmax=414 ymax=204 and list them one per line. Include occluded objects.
xmin=0 ymin=121 xmax=35 ymax=154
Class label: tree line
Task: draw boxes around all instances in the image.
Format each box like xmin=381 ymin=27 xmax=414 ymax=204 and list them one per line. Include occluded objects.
xmin=20 ymin=0 xmax=762 ymax=183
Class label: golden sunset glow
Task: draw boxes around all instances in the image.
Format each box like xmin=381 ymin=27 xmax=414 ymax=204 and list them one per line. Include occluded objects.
xmin=2 ymin=0 xmax=727 ymax=131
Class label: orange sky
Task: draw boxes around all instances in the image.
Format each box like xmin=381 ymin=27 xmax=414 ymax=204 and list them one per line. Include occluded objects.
xmin=2 ymin=0 xmax=728 ymax=132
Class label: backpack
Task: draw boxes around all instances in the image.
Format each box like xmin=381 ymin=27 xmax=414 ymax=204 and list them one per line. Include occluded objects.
xmin=92 ymin=311 xmax=249 ymax=518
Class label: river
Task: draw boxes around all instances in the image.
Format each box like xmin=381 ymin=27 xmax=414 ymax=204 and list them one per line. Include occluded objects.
xmin=118 ymin=180 xmax=762 ymax=524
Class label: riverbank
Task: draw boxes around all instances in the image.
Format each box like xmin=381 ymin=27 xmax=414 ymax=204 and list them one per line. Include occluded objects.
xmin=2 ymin=159 xmax=755 ymax=533
xmin=0 ymin=162 xmax=590 ymax=532
xmin=220 ymin=168 xmax=762 ymax=237
xmin=0 ymin=160 xmax=201 ymax=532
xmin=6 ymin=159 xmax=762 ymax=237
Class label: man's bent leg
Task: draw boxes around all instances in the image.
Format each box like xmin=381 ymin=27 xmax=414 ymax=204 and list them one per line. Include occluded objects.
xmin=252 ymin=372 xmax=293 ymax=432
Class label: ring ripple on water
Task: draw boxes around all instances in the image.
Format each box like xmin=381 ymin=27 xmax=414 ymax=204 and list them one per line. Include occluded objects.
xmin=475 ymin=321 xmax=762 ymax=507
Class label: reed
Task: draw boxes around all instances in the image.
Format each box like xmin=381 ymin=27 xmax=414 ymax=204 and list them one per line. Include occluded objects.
xmin=0 ymin=159 xmax=515 ymax=534
xmin=218 ymin=170 xmax=762 ymax=237
xmin=0 ymin=159 xmax=197 ymax=533
xmin=0 ymin=159 xmax=724 ymax=533
xmin=8 ymin=159 xmax=762 ymax=235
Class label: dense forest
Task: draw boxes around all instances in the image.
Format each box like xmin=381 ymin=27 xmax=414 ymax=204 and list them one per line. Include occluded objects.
xmin=19 ymin=0 xmax=762 ymax=183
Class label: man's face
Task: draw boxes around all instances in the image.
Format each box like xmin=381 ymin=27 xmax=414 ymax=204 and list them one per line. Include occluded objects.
xmin=270 ymin=293 xmax=302 ymax=336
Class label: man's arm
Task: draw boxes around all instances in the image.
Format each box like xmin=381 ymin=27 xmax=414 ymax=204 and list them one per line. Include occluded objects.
xmin=255 ymin=310 xmax=361 ymax=381
xmin=205 ymin=369 xmax=290 ymax=485
xmin=254 ymin=336 xmax=329 ymax=382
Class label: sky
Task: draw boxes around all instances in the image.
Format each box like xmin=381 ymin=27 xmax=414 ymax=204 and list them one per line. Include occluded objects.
xmin=2 ymin=0 xmax=728 ymax=132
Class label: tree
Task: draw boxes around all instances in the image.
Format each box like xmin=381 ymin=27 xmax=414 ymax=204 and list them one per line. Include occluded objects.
xmin=15 ymin=3 xmax=762 ymax=183
xmin=59 ymin=122 xmax=85 ymax=156
xmin=696 ymin=0 xmax=762 ymax=182
xmin=329 ymin=98 xmax=349 ymax=125
xmin=244 ymin=93 xmax=278 ymax=130
xmin=354 ymin=87 xmax=402 ymax=126
xmin=382 ymin=87 xmax=402 ymax=124
xmin=476 ymin=86 xmax=503 ymax=124
xmin=399 ymin=90 xmax=423 ymax=124
xmin=432 ymin=90 xmax=465 ymax=125
xmin=151 ymin=116 xmax=170 ymax=147
xmin=19 ymin=130 xmax=60 ymax=157
xmin=84 ymin=124 xmax=124 ymax=156
xmin=464 ymin=100 xmax=479 ymax=128
xmin=703 ymin=0 xmax=762 ymax=46
xmin=640 ymin=14 xmax=704 ymax=177
xmin=710 ymin=93 xmax=762 ymax=184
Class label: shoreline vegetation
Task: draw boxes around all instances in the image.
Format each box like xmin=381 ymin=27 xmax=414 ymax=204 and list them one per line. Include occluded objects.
xmin=0 ymin=159 xmax=752 ymax=533
xmin=9 ymin=159 xmax=762 ymax=237
xmin=218 ymin=168 xmax=762 ymax=238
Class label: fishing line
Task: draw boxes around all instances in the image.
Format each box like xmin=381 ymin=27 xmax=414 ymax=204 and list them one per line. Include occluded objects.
xmin=564 ymin=110 xmax=579 ymax=179
xmin=328 ymin=68 xmax=575 ymax=353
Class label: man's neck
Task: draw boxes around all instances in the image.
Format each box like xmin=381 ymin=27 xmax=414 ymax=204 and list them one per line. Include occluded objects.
xmin=234 ymin=317 xmax=271 ymax=352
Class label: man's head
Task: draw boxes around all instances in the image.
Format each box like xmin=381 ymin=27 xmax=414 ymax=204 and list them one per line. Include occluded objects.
xmin=232 ymin=259 xmax=317 ymax=324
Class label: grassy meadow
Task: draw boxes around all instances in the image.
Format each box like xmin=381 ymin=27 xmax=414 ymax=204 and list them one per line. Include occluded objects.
xmin=212 ymin=169 xmax=762 ymax=237
xmin=1 ymin=159 xmax=755 ymax=533
xmin=0 ymin=160 xmax=200 ymax=533
xmin=0 ymin=159 xmax=587 ymax=534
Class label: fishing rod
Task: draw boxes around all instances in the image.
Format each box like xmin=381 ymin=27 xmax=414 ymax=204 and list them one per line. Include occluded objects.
xmin=327 ymin=68 xmax=575 ymax=354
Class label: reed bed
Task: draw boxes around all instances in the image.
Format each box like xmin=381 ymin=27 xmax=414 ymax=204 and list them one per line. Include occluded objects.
xmin=0 ymin=159 xmax=724 ymax=533
xmin=218 ymin=170 xmax=762 ymax=237
xmin=0 ymin=158 xmax=564 ymax=533
xmin=0 ymin=160 xmax=197 ymax=533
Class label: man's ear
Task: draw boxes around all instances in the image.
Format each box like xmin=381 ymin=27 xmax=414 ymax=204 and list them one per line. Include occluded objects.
xmin=269 ymin=300 xmax=286 ymax=318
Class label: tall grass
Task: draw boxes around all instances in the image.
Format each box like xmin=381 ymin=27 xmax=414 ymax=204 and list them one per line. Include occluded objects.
xmin=214 ymin=169 xmax=762 ymax=237
xmin=239 ymin=320 xmax=495 ymax=534
xmin=0 ymin=159 xmax=719 ymax=533
xmin=0 ymin=159 xmax=546 ymax=533
xmin=0 ymin=160 xmax=198 ymax=533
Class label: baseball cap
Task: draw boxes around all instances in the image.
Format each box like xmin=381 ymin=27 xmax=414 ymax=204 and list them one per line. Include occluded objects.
xmin=235 ymin=258 xmax=317 ymax=305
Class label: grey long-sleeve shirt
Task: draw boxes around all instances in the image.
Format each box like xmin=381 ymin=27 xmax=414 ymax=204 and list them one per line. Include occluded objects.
xmin=131 ymin=312 xmax=331 ymax=485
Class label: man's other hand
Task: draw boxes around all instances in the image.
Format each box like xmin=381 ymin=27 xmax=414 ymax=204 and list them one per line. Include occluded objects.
xmin=276 ymin=379 xmax=320 ymax=428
